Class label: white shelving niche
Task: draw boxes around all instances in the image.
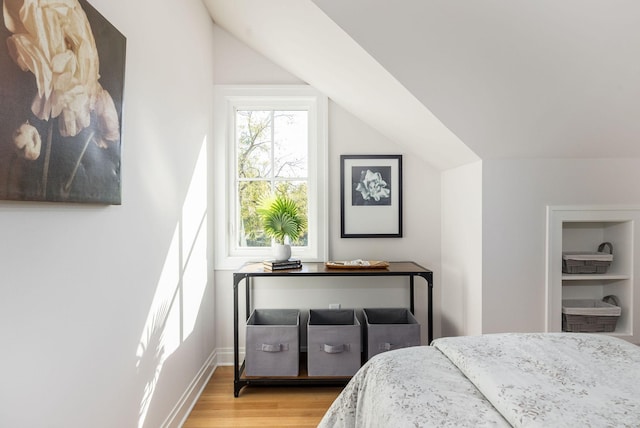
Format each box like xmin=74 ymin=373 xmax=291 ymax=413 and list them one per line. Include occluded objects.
xmin=546 ymin=205 xmax=640 ymax=344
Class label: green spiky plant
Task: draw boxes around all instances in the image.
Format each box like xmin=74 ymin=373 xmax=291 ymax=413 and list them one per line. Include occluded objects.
xmin=257 ymin=194 xmax=307 ymax=245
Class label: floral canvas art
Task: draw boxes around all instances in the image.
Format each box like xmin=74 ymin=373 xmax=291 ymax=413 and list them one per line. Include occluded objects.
xmin=0 ymin=0 xmax=126 ymax=204
xmin=340 ymin=155 xmax=402 ymax=238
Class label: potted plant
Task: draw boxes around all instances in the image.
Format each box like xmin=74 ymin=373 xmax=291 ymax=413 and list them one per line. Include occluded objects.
xmin=258 ymin=194 xmax=307 ymax=261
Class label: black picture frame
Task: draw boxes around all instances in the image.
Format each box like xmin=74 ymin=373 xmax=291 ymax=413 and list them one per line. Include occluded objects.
xmin=340 ymin=154 xmax=403 ymax=238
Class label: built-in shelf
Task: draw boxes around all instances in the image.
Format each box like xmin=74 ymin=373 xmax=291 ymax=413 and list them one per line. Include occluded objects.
xmin=546 ymin=205 xmax=640 ymax=344
xmin=562 ymin=274 xmax=630 ymax=281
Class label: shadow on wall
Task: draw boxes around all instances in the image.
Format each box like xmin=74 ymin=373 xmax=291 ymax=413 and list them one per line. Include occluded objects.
xmin=135 ymin=138 xmax=210 ymax=428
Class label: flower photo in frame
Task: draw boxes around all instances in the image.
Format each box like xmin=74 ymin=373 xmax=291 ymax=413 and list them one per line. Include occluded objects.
xmin=0 ymin=0 xmax=126 ymax=204
xmin=340 ymin=154 xmax=402 ymax=238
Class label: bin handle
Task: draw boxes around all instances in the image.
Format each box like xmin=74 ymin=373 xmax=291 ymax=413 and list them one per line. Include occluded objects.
xmin=598 ymin=242 xmax=613 ymax=255
xmin=603 ymin=295 xmax=620 ymax=307
xmin=259 ymin=343 xmax=289 ymax=352
xmin=379 ymin=343 xmax=417 ymax=351
xmin=323 ymin=343 xmax=348 ymax=354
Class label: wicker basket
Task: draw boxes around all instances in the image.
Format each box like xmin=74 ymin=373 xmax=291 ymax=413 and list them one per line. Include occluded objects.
xmin=562 ymin=242 xmax=613 ymax=274
xmin=562 ymin=299 xmax=621 ymax=333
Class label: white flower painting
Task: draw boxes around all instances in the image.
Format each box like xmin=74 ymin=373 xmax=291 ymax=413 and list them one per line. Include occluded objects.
xmin=0 ymin=0 xmax=126 ymax=204
xmin=354 ymin=168 xmax=391 ymax=205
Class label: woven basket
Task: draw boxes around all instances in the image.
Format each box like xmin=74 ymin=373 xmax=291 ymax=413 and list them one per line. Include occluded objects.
xmin=561 ymin=298 xmax=621 ymax=333
xmin=562 ymin=314 xmax=619 ymax=332
xmin=562 ymin=242 xmax=613 ymax=274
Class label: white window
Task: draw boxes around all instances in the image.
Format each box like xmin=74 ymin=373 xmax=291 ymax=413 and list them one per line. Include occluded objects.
xmin=213 ymin=85 xmax=328 ymax=269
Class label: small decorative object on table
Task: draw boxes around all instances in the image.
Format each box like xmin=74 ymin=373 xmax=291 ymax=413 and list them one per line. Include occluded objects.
xmin=325 ymin=259 xmax=390 ymax=269
xmin=263 ymin=258 xmax=302 ymax=271
xmin=258 ymin=194 xmax=307 ymax=262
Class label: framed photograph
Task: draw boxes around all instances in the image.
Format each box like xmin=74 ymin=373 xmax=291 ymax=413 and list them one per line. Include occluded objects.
xmin=340 ymin=154 xmax=402 ymax=238
xmin=0 ymin=0 xmax=126 ymax=204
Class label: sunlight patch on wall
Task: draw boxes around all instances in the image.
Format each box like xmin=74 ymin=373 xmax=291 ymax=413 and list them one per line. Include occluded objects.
xmin=182 ymin=141 xmax=208 ymax=268
xmin=183 ymin=220 xmax=208 ymax=337
xmin=182 ymin=141 xmax=209 ymax=338
xmin=136 ymin=223 xmax=181 ymax=427
xmin=136 ymin=137 xmax=210 ymax=428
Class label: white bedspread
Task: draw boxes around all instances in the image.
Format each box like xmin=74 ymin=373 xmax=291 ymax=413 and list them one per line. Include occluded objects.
xmin=319 ymin=333 xmax=640 ymax=428
xmin=318 ymin=346 xmax=510 ymax=428
xmin=433 ymin=333 xmax=640 ymax=428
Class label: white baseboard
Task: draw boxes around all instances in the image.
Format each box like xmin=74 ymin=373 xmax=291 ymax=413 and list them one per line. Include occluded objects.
xmin=162 ymin=349 xmax=217 ymax=428
xmin=163 ymin=344 xmax=309 ymax=426
xmin=216 ymin=347 xmax=244 ymax=366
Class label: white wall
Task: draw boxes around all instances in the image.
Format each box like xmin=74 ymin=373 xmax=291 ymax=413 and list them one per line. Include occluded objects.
xmin=482 ymin=158 xmax=640 ymax=334
xmin=212 ymin=23 xmax=442 ymax=357
xmin=441 ymin=161 xmax=483 ymax=337
xmin=0 ymin=1 xmax=216 ymax=427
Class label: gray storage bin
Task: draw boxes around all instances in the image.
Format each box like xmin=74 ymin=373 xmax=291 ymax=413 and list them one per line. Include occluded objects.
xmin=307 ymin=309 xmax=361 ymax=377
xmin=363 ymin=308 xmax=420 ymax=361
xmin=245 ymin=309 xmax=299 ymax=376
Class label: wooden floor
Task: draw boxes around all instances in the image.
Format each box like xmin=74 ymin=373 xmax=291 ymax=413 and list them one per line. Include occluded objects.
xmin=183 ymin=366 xmax=343 ymax=427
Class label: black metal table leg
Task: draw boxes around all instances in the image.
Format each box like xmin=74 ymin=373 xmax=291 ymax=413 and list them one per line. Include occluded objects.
xmin=233 ymin=274 xmax=242 ymax=397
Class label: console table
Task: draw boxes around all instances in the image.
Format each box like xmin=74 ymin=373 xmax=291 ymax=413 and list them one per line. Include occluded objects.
xmin=232 ymin=261 xmax=433 ymax=397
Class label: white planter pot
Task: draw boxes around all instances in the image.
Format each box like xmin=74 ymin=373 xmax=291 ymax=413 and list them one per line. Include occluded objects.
xmin=273 ymin=243 xmax=291 ymax=262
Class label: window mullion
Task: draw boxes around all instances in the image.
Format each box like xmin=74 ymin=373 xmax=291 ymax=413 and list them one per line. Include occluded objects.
xmin=270 ymin=110 xmax=275 ymax=192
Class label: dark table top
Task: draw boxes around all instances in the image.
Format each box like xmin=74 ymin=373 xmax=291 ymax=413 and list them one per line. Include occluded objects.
xmin=234 ymin=261 xmax=432 ymax=277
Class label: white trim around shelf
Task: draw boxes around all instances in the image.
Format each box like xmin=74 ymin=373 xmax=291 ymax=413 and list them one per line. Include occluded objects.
xmin=546 ymin=204 xmax=639 ymax=343
xmin=562 ymin=274 xmax=630 ymax=281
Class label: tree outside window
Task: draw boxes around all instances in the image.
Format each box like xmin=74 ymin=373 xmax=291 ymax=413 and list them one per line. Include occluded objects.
xmin=235 ymin=109 xmax=309 ymax=248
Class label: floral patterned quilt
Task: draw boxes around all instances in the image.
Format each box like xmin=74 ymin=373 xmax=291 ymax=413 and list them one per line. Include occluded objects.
xmin=318 ymin=345 xmax=510 ymax=427
xmin=318 ymin=333 xmax=640 ymax=428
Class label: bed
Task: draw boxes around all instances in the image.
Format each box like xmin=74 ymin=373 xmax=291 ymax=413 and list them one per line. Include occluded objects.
xmin=318 ymin=333 xmax=640 ymax=427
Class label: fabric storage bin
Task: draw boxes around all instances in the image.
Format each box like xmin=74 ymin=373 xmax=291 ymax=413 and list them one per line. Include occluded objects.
xmin=307 ymin=309 xmax=361 ymax=377
xmin=245 ymin=309 xmax=299 ymax=376
xmin=562 ymin=299 xmax=621 ymax=333
xmin=562 ymin=242 xmax=613 ymax=274
xmin=363 ymin=308 xmax=420 ymax=361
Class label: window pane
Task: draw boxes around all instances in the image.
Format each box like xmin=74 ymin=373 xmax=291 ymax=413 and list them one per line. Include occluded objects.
xmin=275 ymin=181 xmax=308 ymax=246
xmin=274 ymin=111 xmax=308 ymax=178
xmin=238 ymin=180 xmax=270 ymax=247
xmin=236 ymin=110 xmax=310 ymax=249
xmin=236 ymin=110 xmax=272 ymax=179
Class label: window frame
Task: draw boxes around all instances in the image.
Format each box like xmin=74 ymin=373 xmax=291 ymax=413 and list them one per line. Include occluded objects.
xmin=213 ymin=85 xmax=328 ymax=270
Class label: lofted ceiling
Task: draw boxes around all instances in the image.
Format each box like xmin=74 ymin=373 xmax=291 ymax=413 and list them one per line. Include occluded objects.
xmin=204 ymin=0 xmax=640 ymax=170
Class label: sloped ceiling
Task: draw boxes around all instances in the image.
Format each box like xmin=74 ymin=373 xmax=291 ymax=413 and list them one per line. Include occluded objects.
xmin=204 ymin=0 xmax=640 ymax=170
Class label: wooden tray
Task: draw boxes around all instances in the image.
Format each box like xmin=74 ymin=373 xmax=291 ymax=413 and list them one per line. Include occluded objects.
xmin=325 ymin=260 xmax=390 ymax=269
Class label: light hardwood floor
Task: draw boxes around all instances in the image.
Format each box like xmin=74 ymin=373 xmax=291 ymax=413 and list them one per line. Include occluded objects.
xmin=183 ymin=366 xmax=343 ymax=427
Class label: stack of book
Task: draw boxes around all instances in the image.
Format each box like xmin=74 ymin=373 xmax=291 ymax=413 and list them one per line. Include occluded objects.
xmin=263 ymin=258 xmax=302 ymax=271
